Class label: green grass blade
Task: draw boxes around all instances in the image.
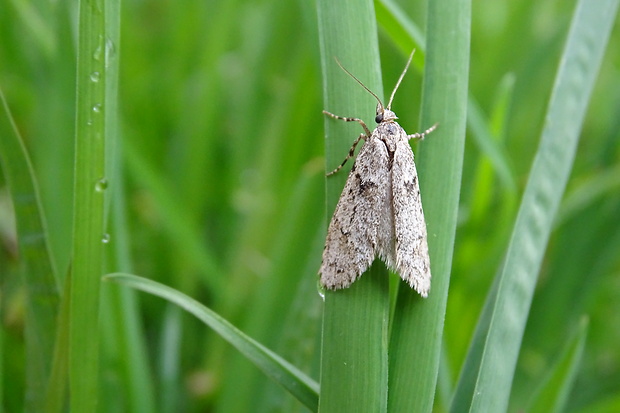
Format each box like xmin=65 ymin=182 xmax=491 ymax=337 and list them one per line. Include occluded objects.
xmin=451 ymin=1 xmax=619 ymax=411
xmin=69 ymin=0 xmax=114 ymax=409
xmin=104 ymin=272 xmax=320 ymax=411
xmin=527 ymin=317 xmax=588 ymax=413
xmin=467 ymin=96 xmax=516 ymax=193
xmin=6 ymin=0 xmax=55 ymax=58
xmin=555 ymin=163 xmax=620 ymax=226
xmin=0 ymin=88 xmax=59 ymax=412
xmin=44 ymin=274 xmax=71 ymax=413
xmin=387 ymin=0 xmax=471 ymax=411
xmin=0 ymin=319 xmax=3 ymax=410
xmin=319 ymin=265 xmax=390 ymax=413
xmin=316 ymin=0 xmax=390 ymax=411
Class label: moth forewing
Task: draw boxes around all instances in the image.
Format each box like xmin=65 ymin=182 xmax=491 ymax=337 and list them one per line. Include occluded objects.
xmin=319 ymin=136 xmax=391 ymax=289
xmin=391 ymin=127 xmax=431 ymax=297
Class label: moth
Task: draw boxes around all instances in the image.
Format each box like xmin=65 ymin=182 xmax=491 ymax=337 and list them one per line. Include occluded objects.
xmin=319 ymin=51 xmax=436 ymax=297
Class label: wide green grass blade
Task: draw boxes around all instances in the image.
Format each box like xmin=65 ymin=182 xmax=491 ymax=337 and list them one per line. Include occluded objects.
xmin=69 ymin=0 xmax=117 ymax=409
xmin=451 ymin=1 xmax=619 ymax=411
xmin=316 ymin=0 xmax=390 ymax=411
xmin=0 ymin=88 xmax=59 ymax=412
xmin=319 ymin=264 xmax=390 ymax=413
xmin=527 ymin=317 xmax=588 ymax=413
xmin=104 ymin=272 xmax=319 ymax=411
xmin=387 ymin=0 xmax=471 ymax=410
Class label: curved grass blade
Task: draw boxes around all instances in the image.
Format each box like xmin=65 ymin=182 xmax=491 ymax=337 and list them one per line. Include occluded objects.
xmin=104 ymin=273 xmax=319 ymax=412
xmin=450 ymin=0 xmax=620 ymax=411
xmin=0 ymin=87 xmax=59 ymax=412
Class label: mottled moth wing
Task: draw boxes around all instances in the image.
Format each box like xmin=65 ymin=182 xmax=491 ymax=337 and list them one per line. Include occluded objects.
xmin=320 ymin=137 xmax=392 ymax=289
xmin=391 ymin=137 xmax=431 ymax=297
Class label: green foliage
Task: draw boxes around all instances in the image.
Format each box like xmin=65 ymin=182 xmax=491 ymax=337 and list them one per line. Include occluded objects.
xmin=0 ymin=0 xmax=619 ymax=412
xmin=452 ymin=3 xmax=618 ymax=411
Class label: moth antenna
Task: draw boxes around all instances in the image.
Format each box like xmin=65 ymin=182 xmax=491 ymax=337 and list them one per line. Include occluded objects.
xmin=386 ymin=50 xmax=415 ymax=110
xmin=334 ymin=57 xmax=385 ymax=112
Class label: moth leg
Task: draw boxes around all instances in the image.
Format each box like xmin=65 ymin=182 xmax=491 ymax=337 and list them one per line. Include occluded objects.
xmin=323 ymin=110 xmax=372 ymax=176
xmin=407 ymin=123 xmax=438 ymax=141
xmin=326 ymin=133 xmax=367 ymax=176
xmin=322 ymin=110 xmax=372 ymax=136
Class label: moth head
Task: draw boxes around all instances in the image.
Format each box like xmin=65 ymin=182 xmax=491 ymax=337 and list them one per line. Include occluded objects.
xmin=375 ymin=103 xmax=397 ymax=123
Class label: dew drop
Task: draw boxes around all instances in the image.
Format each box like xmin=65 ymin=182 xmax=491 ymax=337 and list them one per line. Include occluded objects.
xmin=105 ymin=38 xmax=116 ymax=68
xmin=317 ymin=281 xmax=326 ymax=301
xmin=90 ymin=71 xmax=100 ymax=82
xmin=92 ymin=103 xmax=102 ymax=113
xmin=102 ymin=233 xmax=110 ymax=244
xmin=93 ymin=44 xmax=103 ymax=61
xmin=95 ymin=178 xmax=108 ymax=192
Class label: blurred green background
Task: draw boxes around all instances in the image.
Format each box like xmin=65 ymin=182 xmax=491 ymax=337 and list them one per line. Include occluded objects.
xmin=1 ymin=0 xmax=619 ymax=411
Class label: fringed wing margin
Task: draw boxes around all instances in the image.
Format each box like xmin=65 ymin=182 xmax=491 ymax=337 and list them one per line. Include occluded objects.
xmin=391 ymin=139 xmax=431 ymax=297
